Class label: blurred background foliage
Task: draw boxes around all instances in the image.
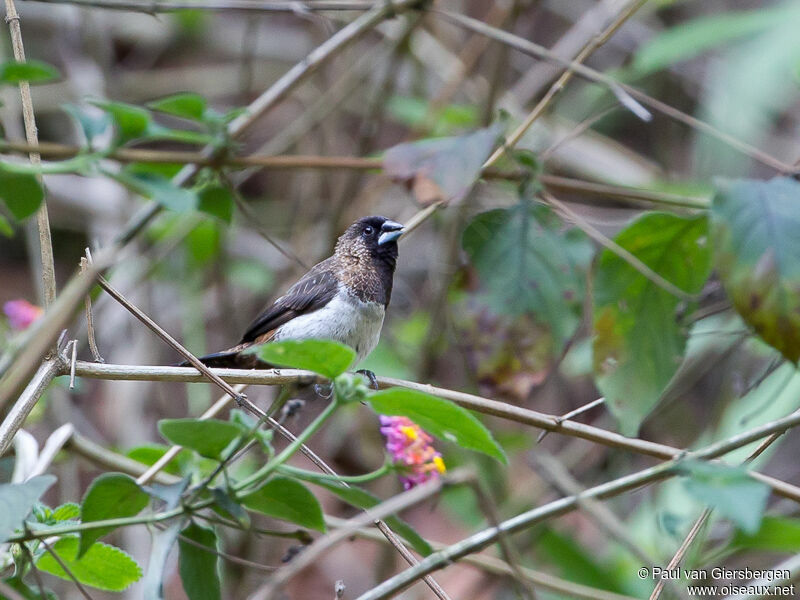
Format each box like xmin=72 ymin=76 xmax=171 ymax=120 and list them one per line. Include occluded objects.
xmin=3 ymin=0 xmax=800 ymax=598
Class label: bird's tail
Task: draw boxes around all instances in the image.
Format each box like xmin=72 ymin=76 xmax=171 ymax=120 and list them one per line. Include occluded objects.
xmin=178 ymin=343 xmax=260 ymax=368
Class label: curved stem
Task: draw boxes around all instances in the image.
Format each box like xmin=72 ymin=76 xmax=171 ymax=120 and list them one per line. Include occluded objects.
xmin=278 ymin=460 xmax=391 ymax=484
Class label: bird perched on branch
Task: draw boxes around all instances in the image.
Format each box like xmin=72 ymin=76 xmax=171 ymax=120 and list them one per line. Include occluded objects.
xmin=196 ymin=216 xmax=404 ymax=374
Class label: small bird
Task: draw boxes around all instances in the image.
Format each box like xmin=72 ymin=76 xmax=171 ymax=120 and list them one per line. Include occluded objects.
xmin=197 ymin=216 xmax=404 ymax=371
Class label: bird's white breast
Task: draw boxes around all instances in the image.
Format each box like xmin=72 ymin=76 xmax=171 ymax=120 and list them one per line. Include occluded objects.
xmin=273 ymin=286 xmax=385 ymax=363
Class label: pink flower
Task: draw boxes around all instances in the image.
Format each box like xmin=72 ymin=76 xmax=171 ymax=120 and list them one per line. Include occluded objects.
xmin=3 ymin=299 xmax=43 ymax=331
xmin=379 ymin=416 xmax=446 ymax=490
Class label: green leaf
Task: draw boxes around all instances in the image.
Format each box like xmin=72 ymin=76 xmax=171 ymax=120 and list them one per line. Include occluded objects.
xmin=252 ymin=339 xmax=356 ymax=379
xmin=119 ymin=169 xmax=198 ymax=212
xmin=79 ymin=473 xmax=150 ymax=556
xmin=240 ymin=476 xmax=325 ymax=532
xmin=462 ymin=202 xmax=593 ymax=346
xmin=711 ymin=177 xmax=800 ymax=363
xmin=732 ymin=516 xmax=800 ymax=552
xmin=0 ymin=213 xmax=14 ymax=236
xmin=211 ymin=487 xmax=250 ymax=528
xmin=63 ymin=103 xmax=111 ymax=144
xmin=36 ymin=538 xmax=142 ymax=591
xmin=197 ymin=184 xmax=234 ymax=223
xmin=0 ymin=60 xmax=60 ymax=84
xmin=0 ymin=475 xmax=56 ymax=542
xmin=142 ymin=522 xmax=180 ymax=599
xmin=592 ymin=212 xmax=712 ymax=435
xmin=186 ymin=219 xmax=221 ymax=264
xmin=179 ymin=523 xmax=221 ymax=600
xmin=293 ymin=473 xmax=432 ymax=556
xmin=384 ymin=124 xmax=500 ymax=205
xmin=52 ymin=503 xmax=81 ymax=522
xmin=0 ymin=170 xmax=44 ymax=220
xmin=148 ymin=93 xmax=207 ymax=121
xmin=368 ymin=388 xmax=506 ymax=463
xmin=127 ymin=444 xmax=190 ymax=475
xmin=158 ymin=418 xmax=245 ymax=459
xmin=90 ymin=100 xmax=152 ymax=143
xmin=386 ymin=95 xmax=479 ymax=135
xmin=679 ymin=460 xmax=769 ymax=534
xmin=632 ymin=7 xmax=792 ymax=75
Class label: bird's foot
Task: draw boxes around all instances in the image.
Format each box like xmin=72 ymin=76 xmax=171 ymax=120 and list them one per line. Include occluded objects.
xmin=314 ymin=382 xmax=334 ymax=399
xmin=356 ymin=369 xmax=379 ymax=390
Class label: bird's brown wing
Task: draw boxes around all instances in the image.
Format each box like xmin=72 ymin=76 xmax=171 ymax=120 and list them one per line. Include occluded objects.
xmin=239 ymin=257 xmax=339 ymax=344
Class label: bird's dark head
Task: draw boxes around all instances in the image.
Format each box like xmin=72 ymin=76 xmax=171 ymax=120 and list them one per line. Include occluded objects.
xmin=336 ymin=216 xmax=404 ymax=265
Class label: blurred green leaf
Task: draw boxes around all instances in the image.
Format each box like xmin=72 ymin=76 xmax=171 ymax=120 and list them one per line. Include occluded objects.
xmin=127 ymin=444 xmax=190 ymax=475
xmin=384 ymin=124 xmax=500 ymax=205
xmin=593 ymin=212 xmax=711 ymax=435
xmin=158 ymin=419 xmax=245 ymax=460
xmin=211 ymin=487 xmax=251 ymax=528
xmin=679 ymin=460 xmax=769 ymax=534
xmin=711 ymin=177 xmax=800 ymax=363
xmin=0 ymin=475 xmax=55 ymax=542
xmin=732 ymin=516 xmax=800 ymax=552
xmin=252 ymin=339 xmax=356 ymax=378
xmin=120 ymin=170 xmax=198 ymax=212
xmin=386 ymin=95 xmax=479 ymax=135
xmin=290 ymin=471 xmax=431 ymax=555
xmin=368 ymin=388 xmax=506 ymax=463
xmin=198 ymin=184 xmax=234 ymax=223
xmin=187 ymin=219 xmax=221 ymax=264
xmin=241 ymin=477 xmax=325 ymax=532
xmin=632 ymin=6 xmax=792 ymax=75
xmin=463 ymin=202 xmax=592 ymax=347
xmin=179 ymin=523 xmax=221 ymax=600
xmin=142 ymin=522 xmax=180 ymax=600
xmin=79 ymin=473 xmax=150 ymax=556
xmin=0 ymin=170 xmax=44 ymax=220
xmin=90 ymin=99 xmax=151 ymax=143
xmin=63 ymin=104 xmax=111 ymax=145
xmin=537 ymin=528 xmax=623 ymax=592
xmin=0 ymin=60 xmax=60 ymax=84
xmin=0 ymin=213 xmax=13 ymax=236
xmin=148 ymin=92 xmax=207 ymax=121
xmin=36 ymin=537 xmax=142 ymax=591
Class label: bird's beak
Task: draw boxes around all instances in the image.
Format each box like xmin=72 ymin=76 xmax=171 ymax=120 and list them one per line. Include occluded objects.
xmin=378 ymin=220 xmax=404 ymax=245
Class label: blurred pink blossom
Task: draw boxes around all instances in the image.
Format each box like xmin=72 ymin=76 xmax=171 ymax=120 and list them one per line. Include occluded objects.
xmin=4 ymin=299 xmax=43 ymax=331
xmin=379 ymin=415 xmax=445 ymax=490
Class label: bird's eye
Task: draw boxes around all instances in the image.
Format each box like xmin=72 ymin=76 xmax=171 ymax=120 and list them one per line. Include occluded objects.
xmin=363 ymin=226 xmax=374 ymax=236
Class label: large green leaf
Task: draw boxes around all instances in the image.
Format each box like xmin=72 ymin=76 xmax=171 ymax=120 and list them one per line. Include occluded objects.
xmin=384 ymin=124 xmax=500 ymax=205
xmin=679 ymin=461 xmax=769 ymax=534
xmin=251 ymin=339 xmax=356 ymax=379
xmin=291 ymin=471 xmax=432 ymax=556
xmin=159 ymin=418 xmax=245 ymax=460
xmin=368 ymin=388 xmax=506 ymax=463
xmin=197 ymin=184 xmax=234 ymax=223
xmin=0 ymin=475 xmax=55 ymax=542
xmin=462 ymin=202 xmax=592 ymax=347
xmin=119 ymin=170 xmax=199 ymax=212
xmin=592 ymin=212 xmax=711 ymax=435
xmin=240 ymin=476 xmax=325 ymax=532
xmin=0 ymin=170 xmax=44 ymax=221
xmin=79 ymin=473 xmax=150 ymax=556
xmin=711 ymin=177 xmax=800 ymax=363
xmin=0 ymin=60 xmax=60 ymax=85
xmin=36 ymin=537 xmax=142 ymax=592
xmin=179 ymin=523 xmax=221 ymax=600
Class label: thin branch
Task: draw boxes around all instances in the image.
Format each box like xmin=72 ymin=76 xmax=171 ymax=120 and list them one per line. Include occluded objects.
xmin=355 ymin=411 xmax=800 ymax=600
xmin=331 ymin=516 xmax=642 ymax=600
xmin=0 ymin=358 xmax=63 ymax=454
xmin=648 ymin=509 xmax=712 ymax=600
xmin=250 ymin=470 xmax=471 ymax=600
xmin=22 ymin=0 xmax=378 ymax=12
xmin=432 ymin=8 xmax=797 ymax=174
xmin=3 ymin=0 xmax=57 ymax=310
xmin=483 ymin=0 xmax=649 ymax=168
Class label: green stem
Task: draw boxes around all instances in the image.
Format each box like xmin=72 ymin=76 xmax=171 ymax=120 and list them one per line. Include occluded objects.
xmin=0 ymin=155 xmax=97 ymax=175
xmin=278 ymin=460 xmax=391 ymax=484
xmin=234 ymin=397 xmax=340 ymax=492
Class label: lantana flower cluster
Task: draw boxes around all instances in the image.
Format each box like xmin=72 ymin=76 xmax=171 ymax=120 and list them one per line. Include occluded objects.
xmin=3 ymin=299 xmax=42 ymax=331
xmin=379 ymin=415 xmax=446 ymax=490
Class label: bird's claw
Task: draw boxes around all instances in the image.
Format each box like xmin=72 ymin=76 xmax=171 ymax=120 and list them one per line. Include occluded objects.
xmin=356 ymin=369 xmax=379 ymax=390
